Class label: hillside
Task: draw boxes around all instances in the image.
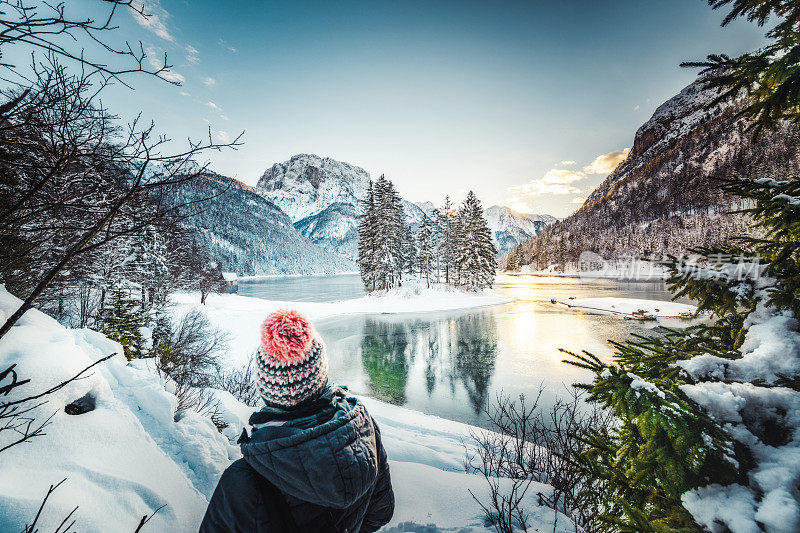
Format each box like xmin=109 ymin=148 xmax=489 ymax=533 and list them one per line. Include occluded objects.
xmin=510 ymin=79 xmax=800 ymax=268
xmin=165 ymin=171 xmax=354 ymax=275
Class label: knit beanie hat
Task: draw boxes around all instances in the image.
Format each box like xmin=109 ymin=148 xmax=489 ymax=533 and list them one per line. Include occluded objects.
xmin=255 ymin=309 xmax=329 ymax=408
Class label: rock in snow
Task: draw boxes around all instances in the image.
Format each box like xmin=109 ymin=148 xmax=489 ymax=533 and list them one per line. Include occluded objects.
xmin=0 ymin=284 xmax=573 ymax=532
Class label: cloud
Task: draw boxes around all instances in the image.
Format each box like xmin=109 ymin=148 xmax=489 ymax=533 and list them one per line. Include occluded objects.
xmin=571 ymin=196 xmax=587 ymax=205
xmin=145 ymin=46 xmax=184 ymax=83
xmin=179 ymin=91 xmax=191 ymax=97
xmin=511 ymin=168 xmax=585 ymax=196
xmin=582 ymin=148 xmax=630 ymax=175
xmin=215 ymin=130 xmax=231 ymax=143
xmin=218 ymin=39 xmax=237 ymax=53
xmin=205 ymin=101 xmax=220 ymax=110
xmin=202 ymin=77 xmax=216 ymax=86
xmin=556 ymin=160 xmax=576 ymax=166
xmin=185 ymin=44 xmax=200 ymax=64
xmin=132 ymin=0 xmax=173 ymax=42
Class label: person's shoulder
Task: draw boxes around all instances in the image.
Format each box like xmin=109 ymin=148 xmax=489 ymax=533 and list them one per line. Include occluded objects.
xmin=218 ymin=458 xmax=263 ymax=492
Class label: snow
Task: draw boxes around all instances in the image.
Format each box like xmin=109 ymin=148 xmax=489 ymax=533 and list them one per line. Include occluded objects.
xmin=627 ymin=372 xmax=665 ymax=398
xmin=682 ymin=484 xmax=760 ymax=533
xmin=676 ymin=299 xmax=800 ymax=533
xmin=553 ymin=296 xmax=700 ymax=319
xmin=169 ymin=281 xmax=512 ymax=368
xmin=677 ymin=306 xmax=800 ymax=384
xmin=1 ymin=284 xmax=571 ymax=532
xmin=220 ymin=272 xmax=238 ymax=282
xmin=0 ymin=287 xmax=229 ymax=532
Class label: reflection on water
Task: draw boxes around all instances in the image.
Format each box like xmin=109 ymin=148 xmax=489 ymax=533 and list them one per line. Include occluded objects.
xmin=361 ymin=319 xmax=410 ymax=404
xmin=357 ymin=312 xmax=500 ymax=413
xmin=315 ymin=274 xmax=683 ymax=427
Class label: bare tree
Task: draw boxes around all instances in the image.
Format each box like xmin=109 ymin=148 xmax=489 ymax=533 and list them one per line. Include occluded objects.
xmin=0 ymin=0 xmax=178 ymax=92
xmin=466 ymin=386 xmax=614 ymax=533
xmin=0 ymin=61 xmax=241 ymax=340
xmin=150 ymin=309 xmax=229 ymax=422
xmin=210 ymin=358 xmax=260 ymax=407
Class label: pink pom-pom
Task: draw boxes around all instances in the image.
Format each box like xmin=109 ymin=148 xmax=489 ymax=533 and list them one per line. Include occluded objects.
xmin=260 ymin=309 xmax=314 ymax=362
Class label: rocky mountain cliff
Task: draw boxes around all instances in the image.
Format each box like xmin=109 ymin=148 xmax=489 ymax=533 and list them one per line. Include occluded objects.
xmin=484 ymin=206 xmax=556 ymax=254
xmin=510 ymin=78 xmax=800 ymax=268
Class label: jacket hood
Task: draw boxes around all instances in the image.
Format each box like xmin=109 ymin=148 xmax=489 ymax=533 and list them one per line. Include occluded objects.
xmin=240 ymin=395 xmax=380 ymax=509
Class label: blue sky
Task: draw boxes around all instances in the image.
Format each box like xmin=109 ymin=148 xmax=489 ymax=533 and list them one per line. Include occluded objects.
xmin=12 ymin=1 xmax=769 ymax=216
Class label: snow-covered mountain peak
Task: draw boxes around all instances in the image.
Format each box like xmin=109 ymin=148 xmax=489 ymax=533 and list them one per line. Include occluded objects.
xmin=484 ymin=205 xmax=556 ymax=253
xmin=256 ymin=154 xmax=370 ymax=222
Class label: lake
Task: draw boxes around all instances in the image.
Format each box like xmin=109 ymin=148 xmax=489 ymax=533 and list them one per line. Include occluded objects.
xmin=239 ymin=274 xmax=682 ymax=427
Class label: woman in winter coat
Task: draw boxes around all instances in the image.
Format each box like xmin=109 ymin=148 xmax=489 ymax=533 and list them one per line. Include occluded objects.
xmin=200 ymin=310 xmax=395 ymax=533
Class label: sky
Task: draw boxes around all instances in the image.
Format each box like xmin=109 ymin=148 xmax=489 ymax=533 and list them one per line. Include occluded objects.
xmin=8 ymin=1 xmax=769 ymax=217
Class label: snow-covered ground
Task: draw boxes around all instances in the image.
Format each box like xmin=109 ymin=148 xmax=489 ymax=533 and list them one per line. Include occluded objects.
xmin=171 ymin=281 xmax=513 ymax=368
xmin=553 ymin=297 xmax=701 ymax=319
xmin=1 ymin=285 xmax=573 ymax=532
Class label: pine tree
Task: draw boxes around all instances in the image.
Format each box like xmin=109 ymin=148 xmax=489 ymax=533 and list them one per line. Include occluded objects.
xmin=453 ymin=191 xmax=497 ymax=290
xmin=561 ymin=3 xmax=800 ymax=530
xmin=360 ymin=175 xmax=406 ymax=291
xmin=401 ymin=220 xmax=418 ymax=282
xmin=505 ymin=248 xmax=520 ymax=271
xmin=97 ymin=286 xmax=146 ymax=360
xmin=358 ymin=179 xmax=377 ymax=290
xmin=437 ymin=196 xmax=456 ymax=285
xmin=417 ymin=215 xmax=435 ymax=287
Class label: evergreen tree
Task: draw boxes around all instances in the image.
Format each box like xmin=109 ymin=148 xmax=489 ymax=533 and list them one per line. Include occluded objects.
xmin=417 ymin=215 xmax=435 ymax=287
xmin=437 ymin=196 xmax=456 ymax=285
xmin=505 ymin=248 xmax=520 ymax=272
xmin=359 ymin=175 xmax=406 ymax=291
xmin=561 ymin=3 xmax=800 ymax=530
xmin=401 ymin=220 xmax=418 ymax=282
xmin=357 ymin=179 xmax=377 ymax=290
xmin=682 ymin=0 xmax=800 ymax=135
xmin=97 ymin=286 xmax=146 ymax=360
xmin=453 ymin=191 xmax=497 ymax=290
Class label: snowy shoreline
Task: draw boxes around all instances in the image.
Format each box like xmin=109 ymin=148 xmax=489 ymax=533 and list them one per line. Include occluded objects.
xmin=170 ymin=282 xmax=513 ymax=368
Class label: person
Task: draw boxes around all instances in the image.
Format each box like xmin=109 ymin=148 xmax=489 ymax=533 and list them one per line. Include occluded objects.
xmin=200 ymin=309 xmax=395 ymax=532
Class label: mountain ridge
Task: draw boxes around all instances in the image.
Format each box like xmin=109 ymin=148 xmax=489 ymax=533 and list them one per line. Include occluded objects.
xmin=508 ymin=78 xmax=800 ymax=269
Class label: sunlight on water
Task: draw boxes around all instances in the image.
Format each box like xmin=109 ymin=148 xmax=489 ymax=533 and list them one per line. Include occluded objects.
xmin=263 ymin=273 xmax=684 ymax=428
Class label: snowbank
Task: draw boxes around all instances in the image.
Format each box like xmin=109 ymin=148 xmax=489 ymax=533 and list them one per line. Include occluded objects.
xmin=553 ymin=296 xmax=701 ymax=320
xmin=0 ymin=287 xmax=237 ymax=532
xmin=1 ymin=284 xmax=572 ymax=532
xmin=170 ymin=281 xmax=512 ymax=368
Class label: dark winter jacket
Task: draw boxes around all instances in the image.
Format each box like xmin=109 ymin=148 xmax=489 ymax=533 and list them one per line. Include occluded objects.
xmin=199 ymin=387 xmax=395 ymax=533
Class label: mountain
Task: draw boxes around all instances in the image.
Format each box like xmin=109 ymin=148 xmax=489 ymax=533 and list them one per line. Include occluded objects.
xmin=510 ymin=78 xmax=800 ymax=268
xmin=257 ymin=154 xmax=368 ymax=260
xmin=166 ymin=171 xmax=354 ymax=275
xmin=257 ymin=154 xmax=429 ymax=260
xmin=255 ymin=153 xmax=556 ymax=262
xmin=414 ymin=201 xmax=439 ymax=220
xmin=484 ymin=206 xmax=556 ymax=254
